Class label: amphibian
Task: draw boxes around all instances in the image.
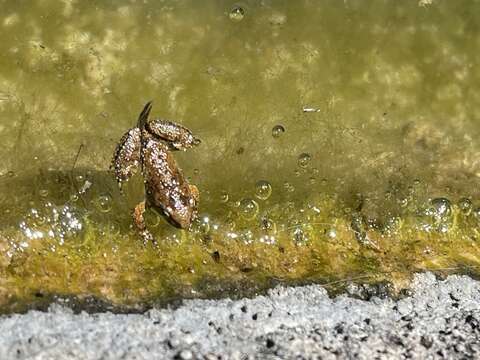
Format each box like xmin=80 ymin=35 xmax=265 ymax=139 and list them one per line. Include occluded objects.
xmin=111 ymin=102 xmax=200 ymax=243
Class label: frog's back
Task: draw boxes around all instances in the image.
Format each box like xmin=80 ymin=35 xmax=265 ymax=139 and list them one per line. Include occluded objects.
xmin=141 ymin=132 xmax=197 ymax=229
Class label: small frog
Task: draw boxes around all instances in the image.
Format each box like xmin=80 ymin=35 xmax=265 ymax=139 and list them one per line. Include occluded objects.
xmin=111 ymin=102 xmax=201 ymax=243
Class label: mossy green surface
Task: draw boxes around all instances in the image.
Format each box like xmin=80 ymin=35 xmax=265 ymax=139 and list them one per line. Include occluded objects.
xmin=0 ymin=0 xmax=480 ymax=312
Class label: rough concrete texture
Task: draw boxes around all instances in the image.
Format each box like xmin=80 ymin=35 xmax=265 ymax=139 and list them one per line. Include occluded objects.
xmin=1 ymin=273 xmax=480 ymax=360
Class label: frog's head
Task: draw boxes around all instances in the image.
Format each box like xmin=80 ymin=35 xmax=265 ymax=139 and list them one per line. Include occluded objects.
xmin=171 ymin=133 xmax=201 ymax=150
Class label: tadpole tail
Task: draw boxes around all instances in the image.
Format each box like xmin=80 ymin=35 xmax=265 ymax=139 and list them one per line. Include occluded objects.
xmin=137 ymin=101 xmax=153 ymax=128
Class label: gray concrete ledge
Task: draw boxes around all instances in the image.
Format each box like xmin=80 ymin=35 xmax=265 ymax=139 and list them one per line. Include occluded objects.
xmin=1 ymin=273 xmax=480 ymax=359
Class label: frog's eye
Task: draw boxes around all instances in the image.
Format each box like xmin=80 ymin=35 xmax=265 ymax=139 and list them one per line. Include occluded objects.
xmin=172 ymin=142 xmax=184 ymax=150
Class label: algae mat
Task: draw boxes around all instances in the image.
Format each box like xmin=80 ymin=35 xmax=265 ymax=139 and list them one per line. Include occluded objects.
xmin=0 ymin=0 xmax=480 ymax=312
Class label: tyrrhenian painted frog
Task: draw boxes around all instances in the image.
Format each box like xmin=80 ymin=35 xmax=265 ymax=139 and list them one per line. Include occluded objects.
xmin=111 ymin=102 xmax=200 ymax=243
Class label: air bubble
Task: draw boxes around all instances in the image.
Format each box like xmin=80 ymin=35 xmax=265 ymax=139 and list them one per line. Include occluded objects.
xmin=96 ymin=194 xmax=112 ymax=213
xmin=198 ymin=215 xmax=210 ymax=234
xmin=39 ymin=189 xmax=49 ymax=198
xmin=291 ymin=225 xmax=311 ymax=245
xmin=107 ymin=223 xmax=120 ymax=236
xmin=25 ymin=208 xmax=45 ymax=227
xmin=458 ymin=198 xmax=472 ymax=215
xmin=220 ymin=191 xmax=229 ymax=203
xmin=298 ymin=153 xmax=311 ymax=167
xmin=260 ymin=217 xmax=276 ymax=233
xmin=397 ymin=197 xmax=409 ymax=208
xmin=283 ymin=182 xmax=295 ymax=192
xmin=472 ymin=208 xmax=480 ymax=222
xmin=238 ymin=198 xmax=259 ymax=220
xmin=149 ymin=213 xmax=162 ymax=228
xmin=259 ymin=235 xmax=276 ymax=245
xmin=238 ymin=229 xmax=254 ymax=244
xmin=438 ymin=222 xmax=450 ymax=234
xmin=384 ymin=216 xmax=401 ymax=235
xmin=272 ymin=125 xmax=285 ymax=138
xmin=326 ymin=228 xmax=337 ymax=239
xmin=430 ymin=198 xmax=451 ymax=219
xmin=229 ymin=5 xmax=245 ymax=22
xmin=255 ymin=180 xmax=272 ymax=200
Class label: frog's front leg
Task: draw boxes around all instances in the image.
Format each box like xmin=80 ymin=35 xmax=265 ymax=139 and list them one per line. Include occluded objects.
xmin=133 ymin=200 xmax=156 ymax=245
xmin=146 ymin=119 xmax=201 ymax=151
xmin=111 ymin=127 xmax=142 ymax=191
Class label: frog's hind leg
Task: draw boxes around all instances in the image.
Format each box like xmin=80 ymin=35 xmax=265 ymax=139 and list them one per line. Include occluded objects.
xmin=188 ymin=184 xmax=200 ymax=228
xmin=133 ymin=200 xmax=156 ymax=245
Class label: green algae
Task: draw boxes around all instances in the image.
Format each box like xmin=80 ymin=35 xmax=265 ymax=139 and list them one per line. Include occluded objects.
xmin=1 ymin=0 xmax=480 ymax=312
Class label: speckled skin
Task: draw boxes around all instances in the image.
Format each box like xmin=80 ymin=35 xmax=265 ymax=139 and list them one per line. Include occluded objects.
xmin=111 ymin=128 xmax=141 ymax=188
xmin=141 ymin=129 xmax=199 ymax=229
xmin=111 ymin=102 xmax=200 ymax=242
xmin=146 ymin=120 xmax=201 ymax=151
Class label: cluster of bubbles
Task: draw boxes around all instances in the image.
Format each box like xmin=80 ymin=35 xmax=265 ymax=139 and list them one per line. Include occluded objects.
xmin=418 ymin=197 xmax=452 ymax=233
xmin=18 ymin=202 xmax=84 ymax=246
xmin=283 ymin=182 xmax=295 ymax=193
xmin=414 ymin=197 xmax=480 ymax=234
xmin=208 ymin=187 xmax=480 ymax=250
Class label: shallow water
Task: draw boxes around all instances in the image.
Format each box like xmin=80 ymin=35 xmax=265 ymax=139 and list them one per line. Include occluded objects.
xmin=1 ymin=0 xmax=480 ymax=312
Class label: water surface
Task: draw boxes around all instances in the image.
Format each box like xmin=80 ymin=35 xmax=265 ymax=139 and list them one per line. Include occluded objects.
xmin=1 ymin=0 xmax=480 ymax=312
